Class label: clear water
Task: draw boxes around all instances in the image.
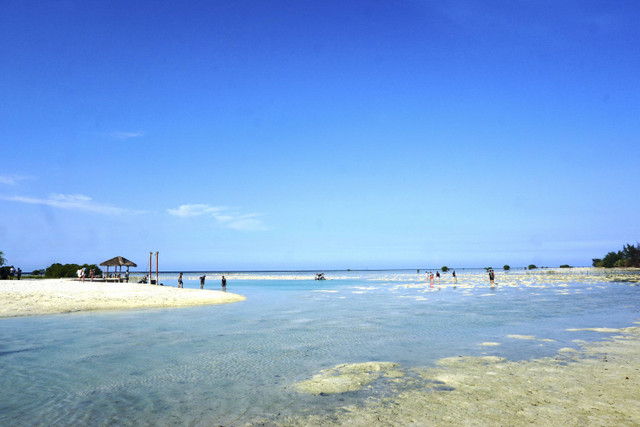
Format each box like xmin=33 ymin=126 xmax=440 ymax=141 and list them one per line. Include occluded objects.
xmin=1 ymin=269 xmax=639 ymax=426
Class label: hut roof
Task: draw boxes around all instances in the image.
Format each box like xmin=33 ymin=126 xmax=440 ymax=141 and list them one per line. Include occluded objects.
xmin=100 ymin=256 xmax=137 ymax=267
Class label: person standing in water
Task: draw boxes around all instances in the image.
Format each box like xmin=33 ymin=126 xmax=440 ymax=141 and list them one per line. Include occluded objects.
xmin=199 ymin=275 xmax=206 ymax=289
xmin=489 ymin=269 xmax=495 ymax=285
xmin=221 ymin=275 xmax=227 ymax=292
xmin=452 ymin=270 xmax=457 ymax=284
xmin=178 ymin=272 xmax=183 ymax=288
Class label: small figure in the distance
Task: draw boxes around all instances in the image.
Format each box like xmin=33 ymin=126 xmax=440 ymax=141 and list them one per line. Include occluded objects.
xmin=221 ymin=275 xmax=227 ymax=292
xmin=199 ymin=275 xmax=206 ymax=289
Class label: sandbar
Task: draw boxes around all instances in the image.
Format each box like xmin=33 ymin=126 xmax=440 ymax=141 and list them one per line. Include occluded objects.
xmin=0 ymin=279 xmax=246 ymax=317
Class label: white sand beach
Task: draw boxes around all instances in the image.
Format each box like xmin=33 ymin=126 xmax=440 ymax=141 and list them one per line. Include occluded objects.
xmin=0 ymin=279 xmax=246 ymax=317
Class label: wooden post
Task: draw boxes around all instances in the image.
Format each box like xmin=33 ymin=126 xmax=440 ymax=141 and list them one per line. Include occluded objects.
xmin=155 ymin=252 xmax=159 ymax=287
xmin=149 ymin=252 xmax=153 ymax=284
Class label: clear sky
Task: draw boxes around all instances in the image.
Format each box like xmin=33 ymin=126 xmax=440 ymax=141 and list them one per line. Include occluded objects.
xmin=1 ymin=1 xmax=639 ymax=271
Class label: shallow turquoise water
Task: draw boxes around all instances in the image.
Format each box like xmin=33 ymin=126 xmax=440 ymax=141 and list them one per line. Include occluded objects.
xmin=1 ymin=269 xmax=639 ymax=425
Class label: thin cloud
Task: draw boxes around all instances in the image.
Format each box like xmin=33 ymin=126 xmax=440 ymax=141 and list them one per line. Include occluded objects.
xmin=167 ymin=204 xmax=227 ymax=218
xmin=110 ymin=131 xmax=144 ymax=140
xmin=2 ymin=193 xmax=145 ymax=215
xmin=168 ymin=204 xmax=269 ymax=231
xmin=0 ymin=175 xmax=31 ymax=185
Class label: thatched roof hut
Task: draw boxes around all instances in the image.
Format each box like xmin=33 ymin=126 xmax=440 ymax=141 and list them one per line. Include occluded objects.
xmin=100 ymin=256 xmax=137 ymax=267
xmin=100 ymin=256 xmax=137 ymax=281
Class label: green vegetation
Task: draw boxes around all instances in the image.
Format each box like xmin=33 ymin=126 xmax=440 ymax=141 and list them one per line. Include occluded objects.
xmin=45 ymin=263 xmax=102 ymax=278
xmin=528 ymin=264 xmax=537 ymax=270
xmin=503 ymin=265 xmax=510 ymax=271
xmin=559 ymin=264 xmax=572 ymax=268
xmin=592 ymin=243 xmax=640 ymax=268
xmin=0 ymin=251 xmax=9 ymax=279
xmin=441 ymin=266 xmax=449 ymax=272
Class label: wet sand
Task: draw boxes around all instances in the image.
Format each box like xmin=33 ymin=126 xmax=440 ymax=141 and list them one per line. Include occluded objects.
xmin=284 ymin=324 xmax=640 ymax=426
xmin=0 ymin=279 xmax=246 ymax=317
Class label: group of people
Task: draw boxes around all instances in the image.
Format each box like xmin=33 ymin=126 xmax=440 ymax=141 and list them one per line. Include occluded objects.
xmin=8 ymin=266 xmax=22 ymax=280
xmin=425 ymin=270 xmax=456 ymax=287
xmin=76 ymin=267 xmax=116 ymax=282
xmin=421 ymin=269 xmax=498 ymax=286
xmin=178 ymin=273 xmax=227 ymax=291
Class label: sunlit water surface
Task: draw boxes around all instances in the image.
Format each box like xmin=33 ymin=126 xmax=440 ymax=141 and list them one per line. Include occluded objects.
xmin=1 ymin=269 xmax=639 ymax=425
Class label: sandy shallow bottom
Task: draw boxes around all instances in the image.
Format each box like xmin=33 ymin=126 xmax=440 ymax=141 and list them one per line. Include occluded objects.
xmin=280 ymin=324 xmax=640 ymax=426
xmin=0 ymin=279 xmax=245 ymax=317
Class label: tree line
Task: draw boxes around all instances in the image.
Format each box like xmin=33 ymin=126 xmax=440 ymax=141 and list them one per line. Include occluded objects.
xmin=0 ymin=251 xmax=103 ymax=279
xmin=44 ymin=263 xmax=103 ymax=278
xmin=592 ymin=243 xmax=640 ymax=268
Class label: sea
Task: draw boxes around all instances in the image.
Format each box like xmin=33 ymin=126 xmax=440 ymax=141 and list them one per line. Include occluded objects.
xmin=1 ymin=268 xmax=639 ymax=426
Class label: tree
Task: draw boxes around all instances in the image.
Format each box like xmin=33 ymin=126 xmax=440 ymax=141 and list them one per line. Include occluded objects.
xmin=559 ymin=264 xmax=572 ymax=268
xmin=528 ymin=264 xmax=537 ymax=270
xmin=441 ymin=266 xmax=449 ymax=272
xmin=599 ymin=251 xmax=623 ymax=268
xmin=503 ymin=265 xmax=510 ymax=271
xmin=622 ymin=243 xmax=640 ymax=267
xmin=0 ymin=252 xmax=8 ymax=279
xmin=593 ymin=243 xmax=640 ymax=268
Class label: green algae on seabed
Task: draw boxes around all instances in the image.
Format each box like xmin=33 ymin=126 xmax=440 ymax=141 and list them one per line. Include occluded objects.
xmin=280 ymin=326 xmax=640 ymax=426
xmin=291 ymin=362 xmax=402 ymax=395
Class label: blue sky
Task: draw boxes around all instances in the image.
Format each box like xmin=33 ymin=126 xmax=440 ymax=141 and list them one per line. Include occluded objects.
xmin=1 ymin=0 xmax=639 ymax=271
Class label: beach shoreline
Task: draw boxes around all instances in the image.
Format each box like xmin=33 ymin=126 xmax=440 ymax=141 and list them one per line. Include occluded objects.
xmin=0 ymin=279 xmax=246 ymax=318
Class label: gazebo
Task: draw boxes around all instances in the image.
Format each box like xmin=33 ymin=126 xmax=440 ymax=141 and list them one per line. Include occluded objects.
xmin=100 ymin=256 xmax=137 ymax=282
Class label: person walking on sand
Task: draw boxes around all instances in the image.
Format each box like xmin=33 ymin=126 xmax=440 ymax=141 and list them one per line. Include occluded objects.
xmin=199 ymin=275 xmax=206 ymax=289
xmin=221 ymin=275 xmax=227 ymax=292
xmin=177 ymin=272 xmax=183 ymax=288
xmin=90 ymin=269 xmax=95 ymax=282
xmin=16 ymin=268 xmax=21 ymax=280
xmin=9 ymin=266 xmax=14 ymax=280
